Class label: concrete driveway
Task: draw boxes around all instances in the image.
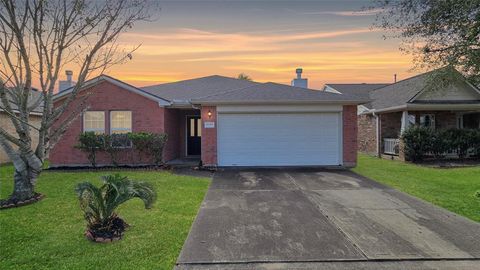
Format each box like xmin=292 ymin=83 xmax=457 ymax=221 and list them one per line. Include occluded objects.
xmin=176 ymin=168 xmax=480 ymax=269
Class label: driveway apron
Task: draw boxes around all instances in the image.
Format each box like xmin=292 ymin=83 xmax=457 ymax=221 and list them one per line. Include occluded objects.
xmin=176 ymin=168 xmax=480 ymax=269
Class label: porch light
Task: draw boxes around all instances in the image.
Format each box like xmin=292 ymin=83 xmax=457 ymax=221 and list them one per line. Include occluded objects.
xmin=207 ymin=110 xmax=212 ymax=118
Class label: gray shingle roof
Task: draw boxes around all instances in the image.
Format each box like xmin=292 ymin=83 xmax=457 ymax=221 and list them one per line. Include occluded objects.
xmin=369 ymin=70 xmax=443 ymax=110
xmin=2 ymin=89 xmax=43 ymax=114
xmin=192 ymin=82 xmax=367 ymax=104
xmin=141 ymin=75 xmax=260 ymax=102
xmin=325 ymin=83 xmax=390 ymax=99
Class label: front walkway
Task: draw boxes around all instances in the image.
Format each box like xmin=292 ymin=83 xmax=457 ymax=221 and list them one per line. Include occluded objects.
xmin=176 ymin=168 xmax=480 ymax=269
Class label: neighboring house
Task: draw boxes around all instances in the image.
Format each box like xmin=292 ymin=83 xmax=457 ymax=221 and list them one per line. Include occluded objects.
xmin=0 ymin=90 xmax=43 ymax=164
xmin=324 ymin=69 xmax=480 ymax=160
xmin=49 ymin=72 xmax=366 ymax=168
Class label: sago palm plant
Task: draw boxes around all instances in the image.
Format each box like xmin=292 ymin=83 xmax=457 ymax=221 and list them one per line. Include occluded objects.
xmin=75 ymin=174 xmax=156 ymax=241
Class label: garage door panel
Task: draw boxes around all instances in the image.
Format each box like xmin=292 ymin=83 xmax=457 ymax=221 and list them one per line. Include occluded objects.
xmin=217 ymin=112 xmax=341 ymax=166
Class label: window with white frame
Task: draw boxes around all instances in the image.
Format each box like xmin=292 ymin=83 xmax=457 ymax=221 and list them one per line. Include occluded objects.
xmin=83 ymin=111 xmax=105 ymax=134
xmin=420 ymin=114 xmax=435 ymax=129
xmin=110 ymin=111 xmax=132 ymax=148
xmin=110 ymin=111 xmax=132 ymax=134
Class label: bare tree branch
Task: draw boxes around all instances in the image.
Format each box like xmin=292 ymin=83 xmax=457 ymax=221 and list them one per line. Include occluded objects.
xmin=0 ymin=0 xmax=159 ymax=203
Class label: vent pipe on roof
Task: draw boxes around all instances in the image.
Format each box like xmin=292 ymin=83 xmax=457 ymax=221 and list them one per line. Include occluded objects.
xmin=291 ymin=68 xmax=308 ymax=88
xmin=59 ymin=70 xmax=76 ymax=92
xmin=394 ymin=73 xmax=397 ymax=83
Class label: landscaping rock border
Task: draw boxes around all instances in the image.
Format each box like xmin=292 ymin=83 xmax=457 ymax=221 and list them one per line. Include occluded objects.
xmin=0 ymin=193 xmax=44 ymax=210
xmin=85 ymin=230 xmax=122 ymax=243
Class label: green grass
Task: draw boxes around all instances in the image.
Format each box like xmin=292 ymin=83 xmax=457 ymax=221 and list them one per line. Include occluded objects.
xmin=0 ymin=165 xmax=210 ymax=270
xmin=353 ymin=154 xmax=480 ymax=222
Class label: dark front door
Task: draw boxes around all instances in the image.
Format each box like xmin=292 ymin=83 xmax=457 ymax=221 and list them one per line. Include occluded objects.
xmin=187 ymin=116 xmax=201 ymax=156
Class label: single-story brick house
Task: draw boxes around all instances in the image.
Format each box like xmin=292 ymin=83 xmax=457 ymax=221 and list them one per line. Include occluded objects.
xmin=323 ymin=69 xmax=480 ymax=160
xmin=50 ymin=72 xmax=366 ymax=168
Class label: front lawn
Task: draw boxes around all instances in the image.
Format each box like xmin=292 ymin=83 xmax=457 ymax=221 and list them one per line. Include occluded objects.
xmin=353 ymin=154 xmax=480 ymax=222
xmin=0 ymin=165 xmax=210 ymax=270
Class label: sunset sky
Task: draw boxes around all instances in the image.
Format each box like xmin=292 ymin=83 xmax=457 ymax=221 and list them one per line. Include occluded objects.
xmin=104 ymin=0 xmax=418 ymax=90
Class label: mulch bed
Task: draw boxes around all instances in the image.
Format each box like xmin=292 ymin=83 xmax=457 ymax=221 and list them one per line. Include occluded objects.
xmin=45 ymin=164 xmax=217 ymax=173
xmin=45 ymin=164 xmax=171 ymax=172
xmin=0 ymin=193 xmax=44 ymax=210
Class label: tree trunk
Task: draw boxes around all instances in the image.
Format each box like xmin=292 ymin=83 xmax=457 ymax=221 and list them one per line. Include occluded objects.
xmin=10 ymin=168 xmax=37 ymax=201
xmin=1 ymin=153 xmax=43 ymax=206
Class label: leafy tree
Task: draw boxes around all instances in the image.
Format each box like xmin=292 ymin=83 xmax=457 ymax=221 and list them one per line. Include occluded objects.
xmin=0 ymin=0 xmax=158 ymax=207
xmin=75 ymin=174 xmax=156 ymax=240
xmin=374 ymin=0 xmax=480 ymax=85
xmin=237 ymin=73 xmax=252 ymax=81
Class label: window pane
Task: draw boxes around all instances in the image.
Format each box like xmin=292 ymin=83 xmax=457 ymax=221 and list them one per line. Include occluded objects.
xmin=420 ymin=114 xmax=435 ymax=128
xmin=190 ymin=118 xmax=195 ymax=137
xmin=84 ymin=111 xmax=105 ymax=134
xmin=111 ymin=111 xmax=132 ymax=134
xmin=463 ymin=113 xmax=480 ymax=129
xmin=197 ymin=119 xmax=202 ymax=137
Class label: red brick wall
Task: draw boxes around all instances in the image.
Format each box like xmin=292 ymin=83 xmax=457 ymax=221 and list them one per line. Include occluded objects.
xmin=49 ymin=80 xmax=172 ymax=166
xmin=358 ymin=114 xmax=377 ymax=155
xmin=343 ymin=105 xmax=358 ymax=167
xmin=410 ymin=111 xmax=458 ymax=129
xmin=200 ymin=106 xmax=217 ymax=166
xmin=164 ymin=108 xmax=200 ymax=159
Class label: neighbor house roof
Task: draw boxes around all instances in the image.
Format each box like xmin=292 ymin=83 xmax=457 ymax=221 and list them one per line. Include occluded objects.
xmin=324 ymin=83 xmax=390 ymax=109
xmin=192 ymin=82 xmax=368 ymax=105
xmin=326 ymin=69 xmax=480 ymax=113
xmin=324 ymin=83 xmax=390 ymax=99
xmin=1 ymin=89 xmax=43 ymax=115
xmin=369 ymin=72 xmax=434 ymax=110
xmin=141 ymin=75 xmax=260 ymax=102
xmin=369 ymin=69 xmax=480 ymax=112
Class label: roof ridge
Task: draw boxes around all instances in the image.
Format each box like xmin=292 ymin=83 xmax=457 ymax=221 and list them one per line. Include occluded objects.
xmin=141 ymin=74 xmax=247 ymax=89
xmin=264 ymin=82 xmax=328 ymax=93
xmin=193 ymin=81 xmax=262 ymax=100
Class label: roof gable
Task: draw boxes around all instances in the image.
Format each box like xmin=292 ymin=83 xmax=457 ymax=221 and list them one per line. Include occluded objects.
xmin=368 ymin=68 xmax=480 ymax=111
xmin=412 ymin=77 xmax=480 ymax=103
xmin=53 ymin=75 xmax=170 ymax=106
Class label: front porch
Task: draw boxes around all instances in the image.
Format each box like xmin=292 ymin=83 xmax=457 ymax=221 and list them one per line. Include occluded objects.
xmin=379 ymin=110 xmax=480 ymax=160
xmin=164 ymin=108 xmax=202 ymax=162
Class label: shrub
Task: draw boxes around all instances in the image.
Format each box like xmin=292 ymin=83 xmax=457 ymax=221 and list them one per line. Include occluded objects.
xmin=76 ymin=132 xmax=167 ymax=167
xmin=402 ymin=127 xmax=480 ymax=162
xmin=429 ymin=129 xmax=449 ymax=159
xmin=444 ymin=129 xmax=474 ymax=159
xmin=99 ymin=134 xmax=119 ymax=166
xmin=401 ymin=126 xmax=433 ymax=162
xmin=76 ymin=132 xmax=104 ymax=167
xmin=128 ymin=132 xmax=168 ymax=166
xmin=75 ymin=174 xmax=156 ymax=241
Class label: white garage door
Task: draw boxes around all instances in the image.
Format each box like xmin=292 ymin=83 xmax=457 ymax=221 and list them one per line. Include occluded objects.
xmin=217 ymin=112 xmax=342 ymax=166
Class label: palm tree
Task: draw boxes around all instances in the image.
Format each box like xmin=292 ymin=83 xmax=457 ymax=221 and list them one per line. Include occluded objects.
xmin=237 ymin=73 xmax=252 ymax=81
xmin=75 ymin=174 xmax=156 ymax=241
